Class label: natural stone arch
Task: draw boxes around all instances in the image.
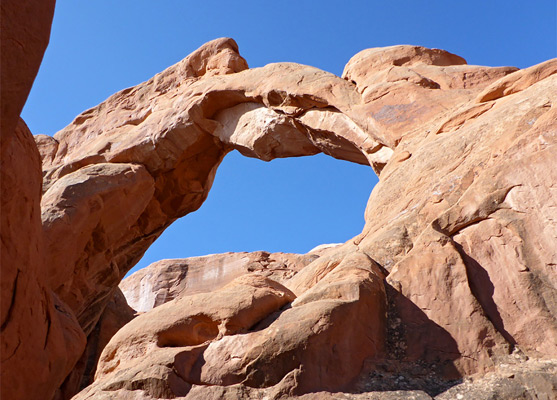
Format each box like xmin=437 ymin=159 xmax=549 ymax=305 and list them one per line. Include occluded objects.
xmin=35 ymin=38 xmax=392 ymax=396
xmin=36 ymin=38 xmax=386 ymax=337
xmin=4 ymin=2 xmax=556 ymax=397
xmin=28 ymin=36 xmax=557 ymax=399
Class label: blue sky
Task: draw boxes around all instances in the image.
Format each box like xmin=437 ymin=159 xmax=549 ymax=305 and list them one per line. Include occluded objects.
xmin=22 ymin=1 xmax=556 ymax=275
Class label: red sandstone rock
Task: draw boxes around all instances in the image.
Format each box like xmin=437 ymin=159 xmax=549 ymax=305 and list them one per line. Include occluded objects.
xmin=41 ymin=162 xmax=154 ymax=334
xmin=2 ymin=4 xmax=556 ymax=397
xmin=75 ymin=254 xmax=386 ymax=398
xmin=0 ymin=0 xmax=56 ymax=138
xmin=36 ymin=37 xmax=386 ymax=344
xmin=342 ymin=45 xmax=517 ymax=152
xmin=120 ymin=251 xmax=318 ymax=312
xmin=0 ymin=2 xmax=88 ymax=399
xmin=75 ymin=275 xmax=296 ymax=398
xmin=476 ymin=58 xmax=557 ymax=102
xmin=1 ymin=119 xmax=86 ymax=400
xmin=50 ymin=41 xmax=557 ymax=397
xmin=55 ymin=289 xmax=136 ymax=399
xmin=358 ymin=69 xmax=557 ymax=375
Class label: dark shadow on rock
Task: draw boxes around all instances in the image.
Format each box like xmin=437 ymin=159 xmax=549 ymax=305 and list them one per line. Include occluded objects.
xmin=354 ymin=283 xmax=463 ymax=397
xmin=453 ymin=241 xmax=517 ymax=347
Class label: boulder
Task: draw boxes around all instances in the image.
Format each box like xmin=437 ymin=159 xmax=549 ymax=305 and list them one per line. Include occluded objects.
xmin=75 ymin=254 xmax=386 ymax=398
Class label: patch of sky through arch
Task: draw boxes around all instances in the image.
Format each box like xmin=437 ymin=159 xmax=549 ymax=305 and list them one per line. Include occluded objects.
xmin=126 ymin=151 xmax=377 ymax=276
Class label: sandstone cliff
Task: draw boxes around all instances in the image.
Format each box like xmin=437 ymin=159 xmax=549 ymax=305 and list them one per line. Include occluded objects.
xmin=1 ymin=2 xmax=556 ymax=399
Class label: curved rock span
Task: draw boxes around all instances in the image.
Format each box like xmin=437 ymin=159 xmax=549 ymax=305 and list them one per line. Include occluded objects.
xmin=1 ymin=4 xmax=556 ymax=398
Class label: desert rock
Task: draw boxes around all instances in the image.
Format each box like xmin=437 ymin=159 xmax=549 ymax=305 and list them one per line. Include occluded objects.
xmin=0 ymin=0 xmax=56 ymax=137
xmin=40 ymin=41 xmax=557 ymax=397
xmin=1 ymin=3 xmax=556 ymax=398
xmin=55 ymin=289 xmax=136 ymax=399
xmin=1 ymin=118 xmax=86 ymax=400
xmin=76 ymin=254 xmax=386 ymax=398
xmin=1 ymin=2 xmax=87 ymax=399
xmin=120 ymin=251 xmax=319 ymax=312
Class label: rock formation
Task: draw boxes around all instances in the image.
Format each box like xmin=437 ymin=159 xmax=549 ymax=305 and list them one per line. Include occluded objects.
xmin=120 ymin=251 xmax=319 ymax=312
xmin=1 ymin=2 xmax=86 ymax=400
xmin=56 ymin=288 xmax=136 ymax=399
xmin=1 ymin=2 xmax=556 ymax=399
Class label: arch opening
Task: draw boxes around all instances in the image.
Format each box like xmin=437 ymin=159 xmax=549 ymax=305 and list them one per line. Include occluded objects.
xmin=126 ymin=150 xmax=378 ymax=278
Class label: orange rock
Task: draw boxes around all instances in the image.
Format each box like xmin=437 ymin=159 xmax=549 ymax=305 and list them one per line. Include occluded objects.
xmin=476 ymin=58 xmax=557 ymax=102
xmin=120 ymin=251 xmax=318 ymax=312
xmin=1 ymin=119 xmax=86 ymax=400
xmin=0 ymin=0 xmax=55 ymax=138
xmin=76 ymin=254 xmax=386 ymax=398
xmin=1 ymin=2 xmax=87 ymax=399
xmin=359 ymin=70 xmax=557 ymax=375
xmin=48 ymin=41 xmax=557 ymax=397
xmin=343 ymin=45 xmax=516 ymax=151
xmin=55 ymin=289 xmax=136 ymax=399
xmin=41 ymin=163 xmax=154 ymax=334
xmin=2 ymin=4 xmax=557 ymax=396
xmin=37 ymin=37 xmax=384 ymax=344
xmin=80 ymin=275 xmax=296 ymax=398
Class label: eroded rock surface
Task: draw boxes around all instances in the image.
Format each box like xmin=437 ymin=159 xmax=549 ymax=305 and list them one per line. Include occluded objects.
xmin=120 ymin=251 xmax=319 ymax=312
xmin=68 ymin=41 xmax=555 ymax=398
xmin=56 ymin=289 xmax=136 ymax=399
xmin=1 ymin=4 xmax=556 ymax=398
xmin=77 ymin=253 xmax=386 ymax=399
xmin=1 ymin=2 xmax=86 ymax=400
xmin=1 ymin=118 xmax=86 ymax=400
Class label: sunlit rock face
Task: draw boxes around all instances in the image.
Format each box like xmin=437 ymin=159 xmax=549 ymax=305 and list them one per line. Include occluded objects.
xmin=66 ymin=39 xmax=556 ymax=398
xmin=1 ymin=4 xmax=556 ymax=398
xmin=120 ymin=251 xmax=319 ymax=312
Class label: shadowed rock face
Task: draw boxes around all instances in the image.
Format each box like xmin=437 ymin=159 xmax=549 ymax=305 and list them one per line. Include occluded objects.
xmin=1 ymin=2 xmax=86 ymax=400
xmin=1 ymin=3 xmax=556 ymax=398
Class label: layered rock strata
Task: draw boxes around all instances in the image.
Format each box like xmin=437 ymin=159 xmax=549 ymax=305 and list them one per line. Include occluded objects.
xmin=1 ymin=2 xmax=556 ymax=397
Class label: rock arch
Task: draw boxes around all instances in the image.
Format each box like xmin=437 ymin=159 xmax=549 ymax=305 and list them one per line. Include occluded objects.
xmin=31 ymin=39 xmax=398 ymax=398
xmin=36 ymin=38 xmax=389 ymax=336
xmin=3 ymin=24 xmax=556 ymax=399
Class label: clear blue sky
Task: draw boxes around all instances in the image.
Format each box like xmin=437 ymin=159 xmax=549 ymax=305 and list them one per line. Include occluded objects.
xmin=22 ymin=1 xmax=556 ymax=276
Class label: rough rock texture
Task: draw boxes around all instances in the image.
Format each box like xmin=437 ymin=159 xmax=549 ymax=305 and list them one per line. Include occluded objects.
xmin=297 ymin=358 xmax=557 ymax=399
xmin=1 ymin=118 xmax=86 ymax=400
xmin=1 ymin=4 xmax=556 ymax=398
xmin=77 ymin=254 xmax=386 ymax=399
xmin=55 ymin=289 xmax=136 ymax=400
xmin=1 ymin=2 xmax=86 ymax=400
xmin=341 ymin=47 xmax=557 ymax=377
xmin=0 ymin=0 xmax=56 ymax=137
xmin=41 ymin=162 xmax=154 ymax=334
xmin=120 ymin=251 xmax=319 ymax=312
xmin=65 ymin=41 xmax=555 ymax=398
xmin=341 ymin=45 xmax=518 ymax=151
